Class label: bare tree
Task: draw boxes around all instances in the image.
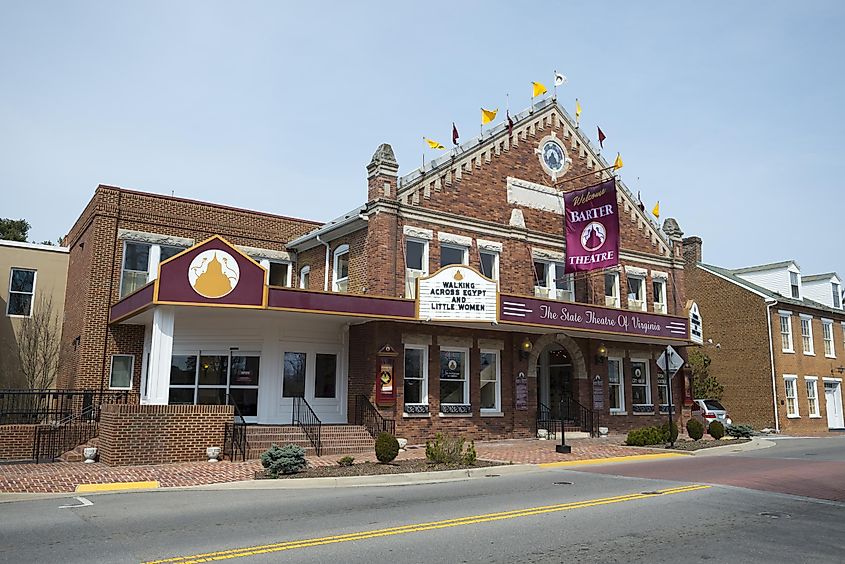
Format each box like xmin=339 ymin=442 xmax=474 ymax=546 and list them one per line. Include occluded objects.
xmin=16 ymin=293 xmax=62 ymax=390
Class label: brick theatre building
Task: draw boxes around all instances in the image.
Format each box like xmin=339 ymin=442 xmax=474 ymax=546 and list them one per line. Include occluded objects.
xmin=57 ymin=98 xmax=698 ymax=462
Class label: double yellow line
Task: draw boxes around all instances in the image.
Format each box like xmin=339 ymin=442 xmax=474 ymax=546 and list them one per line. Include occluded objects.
xmin=145 ymin=484 xmax=709 ymax=563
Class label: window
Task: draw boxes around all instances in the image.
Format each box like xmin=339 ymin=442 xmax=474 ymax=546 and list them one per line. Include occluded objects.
xmin=534 ymin=261 xmax=573 ymax=301
xmin=169 ymin=351 xmax=260 ymax=416
xmin=652 ymin=279 xmax=667 ymax=314
xmin=790 ymin=271 xmax=800 ymax=299
xmin=7 ymin=268 xmax=36 ymax=316
xmin=784 ymin=375 xmax=799 ymax=417
xmin=440 ymin=244 xmax=467 ymax=267
xmin=779 ymin=313 xmax=794 ymax=352
xmin=403 ymin=345 xmax=428 ymax=411
xmin=480 ymin=350 xmax=501 ymax=412
xmin=657 ymin=368 xmax=669 ymax=407
xmin=631 ymin=359 xmax=651 ymax=407
xmin=833 ymin=283 xmax=841 ymax=309
xmin=109 ymin=355 xmax=134 ymax=389
xmin=299 ymin=266 xmax=310 ymax=289
xmin=120 ymin=242 xmax=150 ymax=298
xmin=479 ymin=250 xmax=499 ymax=280
xmin=608 ymin=357 xmax=624 ymax=412
xmin=314 ymin=354 xmax=337 ymax=398
xmin=405 ymin=239 xmax=429 ymax=298
xmin=604 ymin=272 xmax=620 ymax=308
xmin=282 ymin=352 xmax=307 ymax=397
xmin=823 ymin=320 xmax=835 ymax=358
xmin=800 ymin=315 xmax=814 ymax=355
xmin=265 ymin=262 xmax=289 ymax=287
xmin=332 ymin=244 xmax=349 ymax=292
xmin=159 ymin=245 xmax=184 ymax=262
xmin=439 ymin=348 xmax=469 ymax=408
xmin=627 ymin=276 xmax=646 ymax=311
xmin=805 ymin=377 xmax=820 ymax=417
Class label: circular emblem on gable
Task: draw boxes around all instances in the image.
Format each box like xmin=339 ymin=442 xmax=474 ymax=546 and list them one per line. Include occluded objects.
xmin=188 ymin=250 xmax=240 ymax=299
xmin=580 ymin=221 xmax=607 ymax=251
xmin=535 ymin=134 xmax=571 ymax=181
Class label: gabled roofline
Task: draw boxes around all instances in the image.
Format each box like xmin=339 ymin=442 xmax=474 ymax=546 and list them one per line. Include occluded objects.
xmin=698 ymin=263 xmax=771 ymax=299
xmin=731 ymin=260 xmax=799 ymax=275
xmin=803 ymin=272 xmax=841 ymax=284
xmin=286 ymin=206 xmax=369 ymax=251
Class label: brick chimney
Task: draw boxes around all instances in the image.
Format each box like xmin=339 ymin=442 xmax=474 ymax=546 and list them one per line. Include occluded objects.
xmin=367 ymin=143 xmax=399 ymax=202
xmin=682 ymin=236 xmax=703 ymax=266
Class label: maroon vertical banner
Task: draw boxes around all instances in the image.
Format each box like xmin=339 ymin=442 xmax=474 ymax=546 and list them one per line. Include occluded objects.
xmin=563 ymin=178 xmax=620 ymax=273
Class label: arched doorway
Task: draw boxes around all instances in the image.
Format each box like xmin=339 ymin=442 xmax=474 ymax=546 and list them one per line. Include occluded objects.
xmin=527 ymin=333 xmax=587 ymax=424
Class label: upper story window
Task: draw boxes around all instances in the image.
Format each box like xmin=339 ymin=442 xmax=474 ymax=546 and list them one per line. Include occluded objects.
xmin=440 ymin=244 xmax=467 ymax=268
xmin=823 ymin=319 xmax=835 ymax=358
xmin=7 ymin=268 xmax=36 ymax=317
xmin=121 ymin=242 xmax=151 ymax=298
xmin=268 ymin=262 xmax=291 ymax=287
xmin=332 ymin=244 xmax=349 ymax=293
xmin=299 ymin=266 xmax=310 ymax=289
xmin=159 ymin=245 xmax=184 ymax=262
xmin=790 ymin=271 xmax=800 ymax=299
xmin=534 ymin=261 xmax=573 ymax=301
xmin=652 ymin=279 xmax=667 ymax=314
xmin=405 ymin=238 xmax=429 ymax=299
xmin=779 ymin=312 xmax=794 ymax=352
xmin=626 ymin=275 xmax=646 ymax=311
xmin=604 ymin=272 xmax=620 ymax=308
xmin=479 ymin=249 xmax=499 ymax=280
xmin=833 ymin=283 xmax=841 ymax=309
xmin=800 ymin=315 xmax=814 ymax=355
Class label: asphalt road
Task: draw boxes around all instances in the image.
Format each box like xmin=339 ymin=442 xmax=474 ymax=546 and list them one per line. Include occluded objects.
xmin=1 ymin=437 xmax=843 ymax=563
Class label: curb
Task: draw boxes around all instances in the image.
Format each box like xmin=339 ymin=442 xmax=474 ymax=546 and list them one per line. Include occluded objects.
xmin=538 ymin=452 xmax=689 ymax=468
xmin=75 ymin=480 xmax=161 ymax=493
xmin=684 ymin=437 xmax=775 ymax=456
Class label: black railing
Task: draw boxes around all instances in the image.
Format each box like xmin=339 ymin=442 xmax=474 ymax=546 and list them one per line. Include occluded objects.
xmin=535 ymin=401 xmax=562 ymax=438
xmin=32 ymin=407 xmax=100 ymax=463
xmin=223 ymin=394 xmax=249 ymax=462
xmin=535 ymin=397 xmax=599 ymax=438
xmin=0 ymin=389 xmax=136 ymax=425
xmin=292 ymin=396 xmax=322 ymax=456
xmin=355 ymin=395 xmax=396 ymax=439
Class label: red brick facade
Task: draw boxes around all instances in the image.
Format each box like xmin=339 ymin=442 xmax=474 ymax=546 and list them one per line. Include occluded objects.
xmin=0 ymin=425 xmax=36 ymax=460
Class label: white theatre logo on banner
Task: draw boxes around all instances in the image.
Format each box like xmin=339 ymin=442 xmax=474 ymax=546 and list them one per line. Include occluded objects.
xmin=417 ymin=266 xmax=498 ymax=322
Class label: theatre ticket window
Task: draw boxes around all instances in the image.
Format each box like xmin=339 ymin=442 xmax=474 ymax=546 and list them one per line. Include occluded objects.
xmin=608 ymin=357 xmax=624 ymax=412
xmin=480 ymin=350 xmax=500 ymax=413
xmin=630 ymin=359 xmax=651 ymax=411
xmin=440 ymin=348 xmax=469 ymax=413
xmin=169 ymin=351 xmax=260 ymax=416
xmin=404 ymin=345 xmax=429 ymax=413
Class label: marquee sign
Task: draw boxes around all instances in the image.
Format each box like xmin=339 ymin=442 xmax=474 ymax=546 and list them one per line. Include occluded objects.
xmin=417 ymin=266 xmax=498 ymax=322
xmin=563 ymin=178 xmax=620 ymax=273
xmin=688 ymin=301 xmax=703 ymax=344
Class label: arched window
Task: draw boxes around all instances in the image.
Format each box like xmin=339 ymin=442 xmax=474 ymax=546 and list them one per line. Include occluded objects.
xmin=299 ymin=265 xmax=311 ymax=289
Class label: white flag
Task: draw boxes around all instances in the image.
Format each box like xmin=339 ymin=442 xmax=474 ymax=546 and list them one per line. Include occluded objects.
xmin=554 ymin=71 xmax=567 ymax=87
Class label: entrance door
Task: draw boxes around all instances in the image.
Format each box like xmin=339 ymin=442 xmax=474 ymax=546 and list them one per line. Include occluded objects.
xmin=539 ymin=346 xmax=573 ymax=419
xmin=824 ymin=381 xmax=845 ymax=429
xmin=279 ymin=343 xmax=346 ymax=424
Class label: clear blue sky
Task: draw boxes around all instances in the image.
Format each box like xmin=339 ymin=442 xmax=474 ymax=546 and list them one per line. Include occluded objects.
xmin=2 ymin=1 xmax=843 ymax=276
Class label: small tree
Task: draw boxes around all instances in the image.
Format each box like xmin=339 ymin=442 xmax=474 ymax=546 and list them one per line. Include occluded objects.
xmin=0 ymin=218 xmax=30 ymax=242
xmin=16 ymin=293 xmax=62 ymax=390
xmin=688 ymin=348 xmax=724 ymax=400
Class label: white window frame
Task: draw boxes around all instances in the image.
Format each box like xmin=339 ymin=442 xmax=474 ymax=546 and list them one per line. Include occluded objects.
xmin=7 ymin=267 xmax=37 ymax=317
xmin=779 ymin=311 xmax=794 ymax=353
xmin=805 ymin=376 xmax=821 ymax=418
xmin=119 ymin=241 xmax=151 ymax=298
xmin=833 ymin=282 xmax=841 ymax=309
xmin=403 ymin=344 xmax=429 ymax=409
xmin=790 ymin=271 xmax=801 ymax=299
xmin=630 ymin=358 xmax=652 ymax=407
xmin=332 ymin=244 xmax=350 ymax=293
xmin=479 ymin=349 xmax=501 ymax=414
xmin=479 ymin=249 xmax=500 ymax=281
xmin=109 ymin=354 xmax=134 ymax=390
xmin=405 ymin=238 xmax=429 ymax=299
xmin=652 ymin=278 xmax=667 ymax=314
xmin=604 ymin=271 xmax=620 ymax=308
xmin=823 ymin=319 xmax=835 ymax=358
xmin=800 ymin=314 xmax=814 ymax=356
xmin=439 ymin=346 xmax=470 ymax=409
xmin=627 ymin=275 xmax=647 ymax=312
xmin=439 ymin=243 xmax=468 ymax=268
xmin=299 ymin=265 xmax=310 ymax=289
xmin=608 ymin=356 xmax=625 ymax=413
xmin=784 ymin=375 xmax=799 ymax=417
xmin=534 ymin=260 xmax=573 ymax=302
xmin=261 ymin=259 xmax=293 ymax=287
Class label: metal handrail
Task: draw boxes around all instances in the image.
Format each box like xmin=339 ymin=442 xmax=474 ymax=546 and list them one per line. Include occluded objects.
xmin=32 ymin=408 xmax=99 ymax=463
xmin=355 ymin=395 xmax=396 ymax=439
xmin=0 ymin=388 xmax=136 ymax=425
xmin=536 ymin=397 xmax=599 ymax=438
xmin=224 ymin=394 xmax=249 ymax=462
xmin=292 ymin=396 xmax=322 ymax=456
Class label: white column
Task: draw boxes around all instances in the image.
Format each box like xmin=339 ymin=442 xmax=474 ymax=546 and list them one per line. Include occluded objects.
xmin=146 ymin=306 xmax=175 ymax=405
xmin=139 ymin=323 xmax=153 ymax=402
xmin=147 ymin=244 xmax=161 ymax=282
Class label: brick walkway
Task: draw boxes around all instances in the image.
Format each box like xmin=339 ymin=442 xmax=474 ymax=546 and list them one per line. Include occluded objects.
xmin=0 ymin=436 xmax=663 ymax=494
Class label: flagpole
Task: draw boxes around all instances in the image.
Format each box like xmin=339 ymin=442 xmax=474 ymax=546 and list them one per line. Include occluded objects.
xmin=553 ymin=165 xmax=618 ymax=188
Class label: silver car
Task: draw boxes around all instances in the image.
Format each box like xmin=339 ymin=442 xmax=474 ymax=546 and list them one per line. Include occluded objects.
xmin=691 ymin=399 xmax=732 ymax=428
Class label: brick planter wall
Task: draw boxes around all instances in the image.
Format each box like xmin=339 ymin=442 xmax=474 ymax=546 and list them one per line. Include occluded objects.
xmin=98 ymin=404 xmax=233 ymax=466
xmin=0 ymin=425 xmax=37 ymax=460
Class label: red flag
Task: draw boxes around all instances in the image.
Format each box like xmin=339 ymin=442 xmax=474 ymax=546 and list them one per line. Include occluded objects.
xmin=597 ymin=126 xmax=606 ymax=148
xmin=507 ymin=110 xmax=514 ymax=138
xmin=452 ymin=122 xmax=459 ymax=146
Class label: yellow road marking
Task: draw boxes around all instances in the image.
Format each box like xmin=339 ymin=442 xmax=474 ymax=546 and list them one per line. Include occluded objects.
xmin=75 ymin=481 xmax=160 ymax=493
xmin=144 ymin=484 xmax=710 ymax=564
xmin=538 ymin=453 xmax=689 ymax=468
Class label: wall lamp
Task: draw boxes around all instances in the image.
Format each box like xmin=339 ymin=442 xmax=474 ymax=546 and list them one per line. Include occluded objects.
xmin=519 ymin=337 xmax=533 ymax=360
xmin=595 ymin=343 xmax=608 ymax=364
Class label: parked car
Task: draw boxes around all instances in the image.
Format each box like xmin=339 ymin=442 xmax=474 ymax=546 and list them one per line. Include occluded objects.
xmin=691 ymin=399 xmax=732 ymax=428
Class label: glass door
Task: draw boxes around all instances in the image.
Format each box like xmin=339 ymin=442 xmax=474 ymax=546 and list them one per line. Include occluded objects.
xmin=279 ymin=344 xmax=345 ymax=423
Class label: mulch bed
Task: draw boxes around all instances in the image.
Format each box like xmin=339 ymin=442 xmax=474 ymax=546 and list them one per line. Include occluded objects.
xmin=255 ymin=458 xmax=502 ymax=479
xmin=664 ymin=438 xmax=752 ymax=451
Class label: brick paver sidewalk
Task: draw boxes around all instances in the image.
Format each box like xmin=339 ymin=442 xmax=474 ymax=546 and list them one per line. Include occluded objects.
xmin=0 ymin=436 xmax=665 ymax=494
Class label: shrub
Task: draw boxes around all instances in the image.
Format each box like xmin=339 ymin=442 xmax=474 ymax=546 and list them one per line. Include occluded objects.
xmin=425 ymin=432 xmax=477 ymax=465
xmin=660 ymin=422 xmax=679 ymax=443
xmin=708 ymin=420 xmax=725 ymax=439
xmin=686 ymin=418 xmax=705 ymax=440
xmin=726 ymin=424 xmax=754 ymax=438
xmin=375 ymin=432 xmax=400 ymax=463
xmin=624 ymin=426 xmax=665 ymax=446
xmin=260 ymin=444 xmax=306 ymax=477
xmin=337 ymin=455 xmax=355 ymax=467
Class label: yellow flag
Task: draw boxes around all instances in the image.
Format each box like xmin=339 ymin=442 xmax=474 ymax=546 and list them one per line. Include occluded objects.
xmin=575 ymin=98 xmax=582 ymax=121
xmin=425 ymin=138 xmax=445 ymax=150
xmin=652 ymin=201 xmax=660 ymax=218
xmin=532 ymin=81 xmax=547 ymax=97
xmin=481 ymin=108 xmax=498 ymax=124
xmin=614 ymin=152 xmax=623 ymax=169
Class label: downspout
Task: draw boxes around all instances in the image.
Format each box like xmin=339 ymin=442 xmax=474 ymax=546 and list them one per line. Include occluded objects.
xmin=765 ymin=298 xmax=780 ymax=433
xmin=316 ymin=234 xmax=330 ymax=291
